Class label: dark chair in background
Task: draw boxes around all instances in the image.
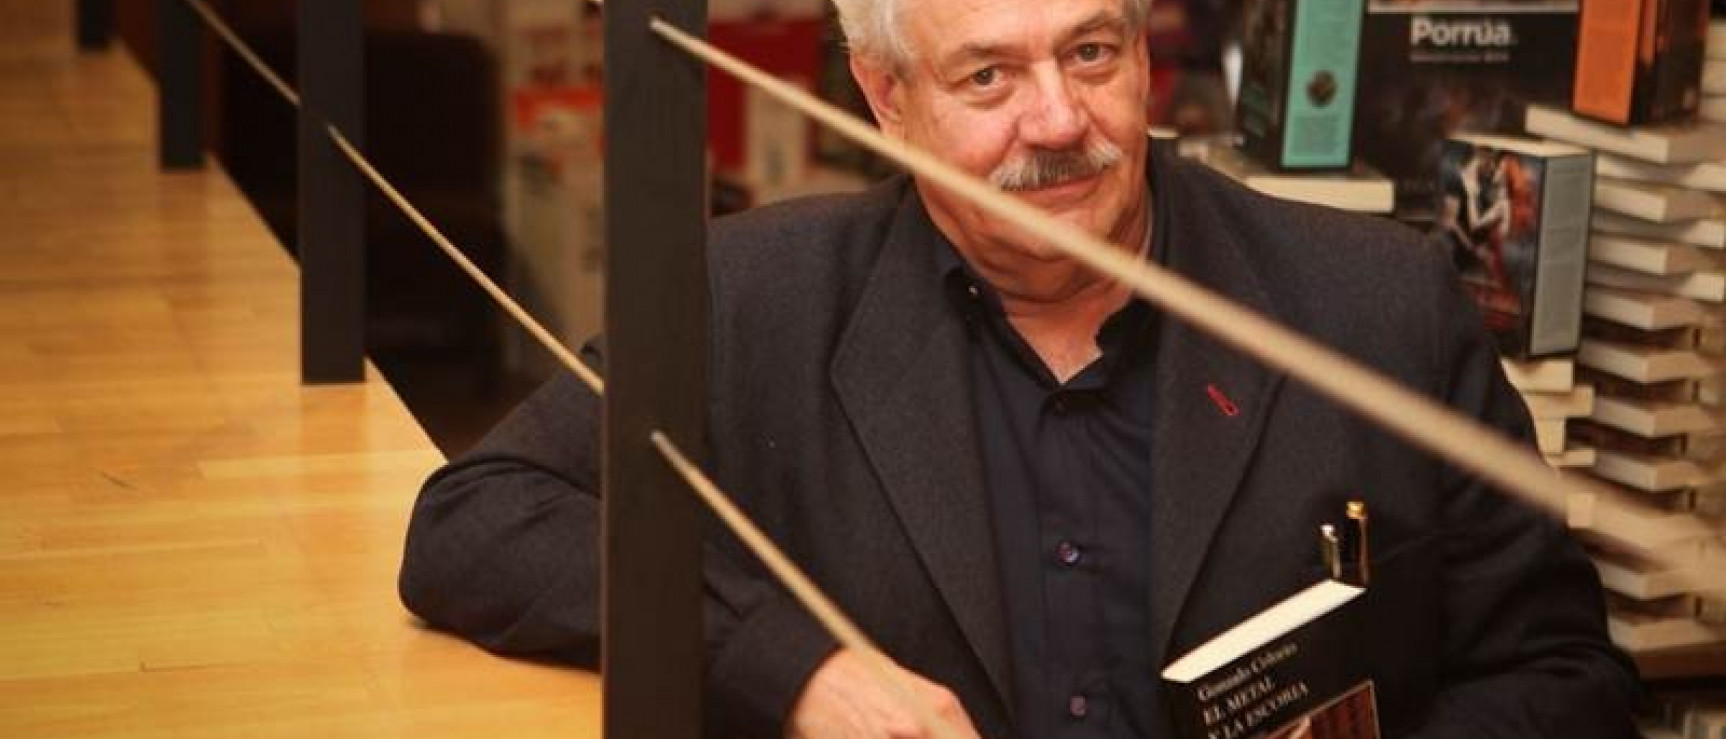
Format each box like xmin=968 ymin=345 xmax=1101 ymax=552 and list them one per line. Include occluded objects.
xmin=219 ymin=27 xmax=527 ymax=455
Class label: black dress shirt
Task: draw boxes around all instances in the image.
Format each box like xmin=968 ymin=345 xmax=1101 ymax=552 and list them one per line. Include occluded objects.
xmin=940 ymin=203 xmax=1168 ymax=739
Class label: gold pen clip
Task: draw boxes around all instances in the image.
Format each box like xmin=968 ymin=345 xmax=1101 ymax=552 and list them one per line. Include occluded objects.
xmin=1345 ymin=500 xmax=1370 ymax=587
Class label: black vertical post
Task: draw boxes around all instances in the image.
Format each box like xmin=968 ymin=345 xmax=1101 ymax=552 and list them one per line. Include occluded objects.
xmin=76 ymin=0 xmax=113 ymax=50
xmin=602 ymin=0 xmax=708 ymax=734
xmin=157 ymin=0 xmax=202 ymax=168
xmin=298 ymin=0 xmax=366 ymax=383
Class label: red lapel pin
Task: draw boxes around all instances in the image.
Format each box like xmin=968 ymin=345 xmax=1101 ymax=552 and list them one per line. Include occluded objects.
xmin=1205 ymin=383 xmax=1241 ymax=418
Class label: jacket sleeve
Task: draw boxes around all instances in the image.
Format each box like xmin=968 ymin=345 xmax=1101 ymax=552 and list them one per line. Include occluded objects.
xmin=1404 ymin=256 xmax=1641 ymax=739
xmin=397 ymin=350 xmax=607 ymax=666
xmin=396 ymin=343 xmax=838 ymax=737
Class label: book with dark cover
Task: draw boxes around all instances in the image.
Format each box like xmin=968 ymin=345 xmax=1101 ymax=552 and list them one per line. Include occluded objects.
xmin=1163 ymin=580 xmax=1378 ymax=739
xmin=1353 ymin=0 xmax=1578 ymax=219
xmin=1573 ymin=0 xmax=1712 ymax=125
xmin=1437 ymin=135 xmax=1595 ymax=358
xmin=1236 ymin=0 xmax=1366 ymax=170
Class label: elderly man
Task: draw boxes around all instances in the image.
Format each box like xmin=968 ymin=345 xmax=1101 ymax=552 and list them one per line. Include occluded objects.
xmin=399 ymin=0 xmax=1639 ymax=737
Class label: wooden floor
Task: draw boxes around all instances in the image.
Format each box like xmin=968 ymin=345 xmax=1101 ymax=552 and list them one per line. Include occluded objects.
xmin=0 ymin=3 xmax=601 ymax=736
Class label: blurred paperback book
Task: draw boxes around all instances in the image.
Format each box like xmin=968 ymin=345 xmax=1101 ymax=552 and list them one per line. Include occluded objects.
xmin=1592 ymin=211 xmax=1726 ymax=249
xmin=1525 ymin=104 xmax=1726 ymax=163
xmin=1353 ymin=0 xmax=1578 ymax=219
xmin=1704 ymin=94 xmax=1726 ymax=122
xmin=1235 ymin=0 xmax=1366 ymax=169
xmin=1573 ymin=0 xmax=1711 ymax=125
xmin=1594 ymin=152 xmax=1726 ymax=192
xmin=1503 ymin=356 xmax=1576 ymax=391
xmin=1438 ymin=135 xmax=1594 ymax=357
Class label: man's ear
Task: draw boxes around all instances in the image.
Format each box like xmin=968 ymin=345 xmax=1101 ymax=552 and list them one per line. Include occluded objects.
xmin=849 ymin=56 xmax=906 ymax=137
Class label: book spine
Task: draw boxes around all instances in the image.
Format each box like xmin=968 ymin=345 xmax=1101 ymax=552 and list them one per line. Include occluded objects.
xmin=1574 ymin=0 xmax=1646 ymax=123
xmin=1530 ymin=153 xmax=1595 ymax=355
xmin=1237 ymin=0 xmax=1296 ymax=170
xmin=1701 ymin=94 xmax=1726 ymax=123
xmin=1705 ymin=59 xmax=1726 ymax=95
xmin=1279 ymin=0 xmax=1364 ymax=168
xmin=1575 ymin=0 xmax=1711 ymax=123
xmin=1633 ymin=0 xmax=1711 ymax=122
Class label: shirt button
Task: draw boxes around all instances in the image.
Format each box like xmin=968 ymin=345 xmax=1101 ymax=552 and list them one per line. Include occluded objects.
xmin=1051 ymin=395 xmax=1069 ymax=415
xmin=1055 ymin=540 xmax=1082 ymax=566
xmin=1068 ymin=694 xmax=1090 ymax=719
xmin=966 ymin=284 xmax=981 ymax=300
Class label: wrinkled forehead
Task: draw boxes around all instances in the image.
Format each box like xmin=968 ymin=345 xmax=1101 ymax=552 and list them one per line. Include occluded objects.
xmin=898 ymin=0 xmax=1134 ymax=63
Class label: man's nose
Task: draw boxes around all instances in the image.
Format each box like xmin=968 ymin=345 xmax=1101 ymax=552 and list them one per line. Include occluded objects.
xmin=1019 ymin=66 xmax=1089 ymax=149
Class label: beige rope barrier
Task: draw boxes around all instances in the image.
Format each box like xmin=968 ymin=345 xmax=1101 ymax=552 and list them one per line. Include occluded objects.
xmin=646 ymin=17 xmax=1725 ymax=587
xmin=651 ymin=432 xmax=971 ymax=739
xmin=181 ymin=0 xmax=301 ymax=108
xmin=322 ymin=127 xmax=606 ymax=394
xmin=177 ymin=0 xmax=604 ymax=395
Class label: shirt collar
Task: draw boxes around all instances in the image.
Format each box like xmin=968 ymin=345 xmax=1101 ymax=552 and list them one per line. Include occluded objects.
xmin=936 ymin=184 xmax=1164 ymax=322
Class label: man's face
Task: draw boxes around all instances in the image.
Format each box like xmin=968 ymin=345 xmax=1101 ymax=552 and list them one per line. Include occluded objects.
xmin=852 ymin=0 xmax=1151 ymax=275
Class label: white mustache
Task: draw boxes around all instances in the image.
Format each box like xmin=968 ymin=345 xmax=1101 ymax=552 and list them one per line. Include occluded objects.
xmin=989 ymin=140 xmax=1124 ymax=192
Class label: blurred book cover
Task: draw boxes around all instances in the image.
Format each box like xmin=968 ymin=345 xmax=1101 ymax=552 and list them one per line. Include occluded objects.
xmin=1438 ymin=135 xmax=1594 ymax=358
xmin=1354 ymin=0 xmax=1578 ymax=221
xmin=1573 ymin=0 xmax=1711 ymax=125
xmin=1235 ymin=0 xmax=1365 ymax=169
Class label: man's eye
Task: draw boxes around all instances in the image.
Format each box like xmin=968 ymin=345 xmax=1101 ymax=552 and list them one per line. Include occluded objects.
xmin=969 ymin=67 xmax=999 ymax=87
xmin=1074 ymin=43 xmax=1109 ymax=63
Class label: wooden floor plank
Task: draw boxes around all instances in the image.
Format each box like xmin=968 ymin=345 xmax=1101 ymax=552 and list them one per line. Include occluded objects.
xmin=0 ymin=3 xmax=601 ymax=736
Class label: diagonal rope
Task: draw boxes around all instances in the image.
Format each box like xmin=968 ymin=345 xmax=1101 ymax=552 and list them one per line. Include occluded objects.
xmin=322 ymin=127 xmax=605 ymax=394
xmin=645 ymin=18 xmax=1725 ymax=588
xmin=177 ymin=0 xmax=603 ymax=395
xmin=181 ymin=0 xmax=300 ymax=108
xmin=651 ymin=432 xmax=972 ymax=739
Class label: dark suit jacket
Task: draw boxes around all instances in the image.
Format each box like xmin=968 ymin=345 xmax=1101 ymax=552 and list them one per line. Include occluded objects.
xmin=399 ymin=152 xmax=1639 ymax=738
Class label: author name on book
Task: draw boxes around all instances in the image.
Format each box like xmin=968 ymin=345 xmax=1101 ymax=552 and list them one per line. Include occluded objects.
xmin=1195 ymin=642 xmax=1312 ymax=739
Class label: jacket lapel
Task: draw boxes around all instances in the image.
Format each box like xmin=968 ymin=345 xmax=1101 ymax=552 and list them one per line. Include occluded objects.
xmin=828 ymin=156 xmax=1295 ymax=713
xmin=830 ymin=189 xmax=1014 ymax=712
xmin=1146 ymin=157 xmax=1286 ymax=670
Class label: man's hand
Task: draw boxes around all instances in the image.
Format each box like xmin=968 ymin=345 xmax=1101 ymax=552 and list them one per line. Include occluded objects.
xmin=786 ymin=648 xmax=984 ymax=739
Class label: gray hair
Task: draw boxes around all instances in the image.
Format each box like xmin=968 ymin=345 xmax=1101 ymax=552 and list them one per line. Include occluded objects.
xmin=832 ymin=0 xmax=1153 ymax=71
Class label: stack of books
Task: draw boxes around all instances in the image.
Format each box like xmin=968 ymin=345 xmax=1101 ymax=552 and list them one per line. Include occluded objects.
xmin=1708 ymin=17 xmax=1726 ymax=124
xmin=1432 ymin=132 xmax=1598 ymax=469
xmin=1522 ymin=103 xmax=1726 ymax=662
xmin=1503 ymin=356 xmax=1597 ymax=468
